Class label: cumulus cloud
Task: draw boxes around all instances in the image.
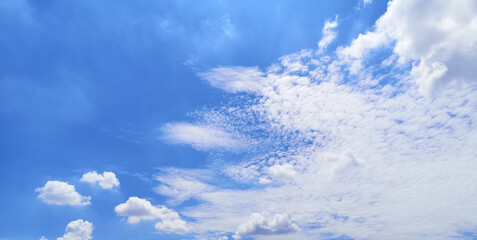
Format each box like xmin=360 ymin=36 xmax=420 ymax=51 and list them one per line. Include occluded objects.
xmin=161 ymin=123 xmax=247 ymax=151
xmin=338 ymin=0 xmax=477 ymax=94
xmin=115 ymin=197 xmax=190 ymax=234
xmin=233 ymin=212 xmax=300 ymax=239
xmin=198 ymin=66 xmax=265 ymax=93
xmin=36 ymin=181 xmax=91 ymax=206
xmin=80 ymin=171 xmax=119 ymax=189
xmin=318 ymin=17 xmax=338 ymax=53
xmin=57 ymin=219 xmax=93 ymax=240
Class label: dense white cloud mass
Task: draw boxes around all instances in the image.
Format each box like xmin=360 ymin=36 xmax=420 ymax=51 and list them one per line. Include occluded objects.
xmin=156 ymin=0 xmax=477 ymax=239
xmin=57 ymin=219 xmax=93 ymax=240
xmin=198 ymin=66 xmax=265 ymax=93
xmin=318 ymin=17 xmax=338 ymax=53
xmin=161 ymin=123 xmax=247 ymax=151
xmin=80 ymin=171 xmax=119 ymax=189
xmin=233 ymin=212 xmax=300 ymax=239
xmin=36 ymin=181 xmax=91 ymax=206
xmin=115 ymin=197 xmax=191 ymax=234
xmin=338 ymin=0 xmax=477 ymax=95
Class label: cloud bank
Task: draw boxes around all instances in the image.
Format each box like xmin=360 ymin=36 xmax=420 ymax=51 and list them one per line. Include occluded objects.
xmin=156 ymin=0 xmax=477 ymax=239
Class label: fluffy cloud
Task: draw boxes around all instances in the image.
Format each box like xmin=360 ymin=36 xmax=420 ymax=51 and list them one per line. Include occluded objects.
xmin=80 ymin=171 xmax=119 ymax=189
xmin=161 ymin=123 xmax=247 ymax=151
xmin=114 ymin=197 xmax=191 ymax=234
xmin=198 ymin=66 xmax=265 ymax=93
xmin=267 ymin=164 xmax=296 ymax=182
xmin=318 ymin=17 xmax=338 ymax=53
xmin=36 ymin=181 xmax=91 ymax=206
xmin=155 ymin=218 xmax=190 ymax=234
xmin=57 ymin=219 xmax=93 ymax=240
xmin=338 ymin=0 xmax=477 ymax=94
xmin=233 ymin=212 xmax=300 ymax=239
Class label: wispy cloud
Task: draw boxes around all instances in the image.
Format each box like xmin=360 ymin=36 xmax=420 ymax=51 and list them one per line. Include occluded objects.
xmin=198 ymin=66 xmax=265 ymax=93
xmin=161 ymin=123 xmax=248 ymax=151
xmin=318 ymin=16 xmax=338 ymax=53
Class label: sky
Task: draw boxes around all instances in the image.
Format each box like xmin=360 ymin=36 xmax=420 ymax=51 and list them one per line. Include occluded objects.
xmin=1 ymin=0 xmax=477 ymax=239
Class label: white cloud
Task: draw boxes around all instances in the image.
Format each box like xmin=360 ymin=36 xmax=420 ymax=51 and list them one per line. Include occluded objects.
xmin=155 ymin=1 xmax=477 ymax=239
xmin=267 ymin=164 xmax=296 ymax=182
xmin=233 ymin=212 xmax=300 ymax=239
xmin=338 ymin=0 xmax=477 ymax=94
xmin=161 ymin=123 xmax=247 ymax=151
xmin=155 ymin=168 xmax=214 ymax=204
xmin=57 ymin=219 xmax=93 ymax=240
xmin=36 ymin=181 xmax=91 ymax=206
xmin=155 ymin=218 xmax=190 ymax=234
xmin=40 ymin=237 xmax=48 ymax=240
xmin=80 ymin=171 xmax=119 ymax=190
xmin=114 ymin=197 xmax=191 ymax=234
xmin=318 ymin=17 xmax=338 ymax=53
xmin=198 ymin=66 xmax=265 ymax=93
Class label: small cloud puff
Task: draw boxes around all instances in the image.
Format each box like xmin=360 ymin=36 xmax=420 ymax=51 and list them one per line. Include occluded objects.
xmin=114 ymin=197 xmax=190 ymax=234
xmin=57 ymin=219 xmax=93 ymax=240
xmin=233 ymin=212 xmax=300 ymax=239
xmin=36 ymin=181 xmax=91 ymax=206
xmin=80 ymin=171 xmax=119 ymax=190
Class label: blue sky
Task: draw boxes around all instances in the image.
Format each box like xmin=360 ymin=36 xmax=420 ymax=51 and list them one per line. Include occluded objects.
xmin=1 ymin=0 xmax=477 ymax=240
